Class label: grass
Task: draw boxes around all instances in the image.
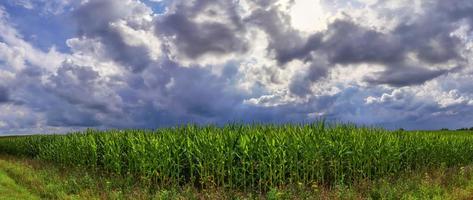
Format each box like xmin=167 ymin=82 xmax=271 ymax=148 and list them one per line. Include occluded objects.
xmin=0 ymin=168 xmax=39 ymax=200
xmin=2 ymin=154 xmax=473 ymax=199
xmin=1 ymin=122 xmax=473 ymax=198
xmin=0 ymin=155 xmax=95 ymax=199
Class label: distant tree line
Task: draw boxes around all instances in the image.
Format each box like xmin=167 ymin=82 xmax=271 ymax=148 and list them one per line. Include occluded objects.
xmin=437 ymin=127 xmax=473 ymax=131
xmin=456 ymin=127 xmax=473 ymax=131
xmin=396 ymin=127 xmax=473 ymax=131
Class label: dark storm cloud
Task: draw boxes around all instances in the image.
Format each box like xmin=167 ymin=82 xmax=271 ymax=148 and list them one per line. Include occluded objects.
xmin=364 ymin=88 xmax=473 ymax=130
xmin=158 ymin=13 xmax=247 ymax=58
xmin=289 ymin=62 xmax=328 ymax=97
xmin=4 ymin=61 xmax=121 ymax=128
xmin=46 ymin=62 xmax=110 ymax=113
xmin=0 ymin=65 xmax=100 ymax=129
xmin=436 ymin=0 xmax=473 ymax=24
xmin=46 ymin=109 xmax=102 ymax=127
xmin=323 ymin=20 xmax=404 ymax=64
xmin=251 ymin=0 xmax=282 ymax=9
xmin=73 ymin=0 xmax=154 ymax=72
xmin=287 ymin=18 xmax=458 ymax=66
xmin=106 ymin=59 xmax=333 ymax=128
xmin=364 ymin=66 xmax=450 ymax=87
xmin=2 ymin=0 xmax=473 ymax=134
xmin=112 ymin=59 xmax=245 ymax=127
xmin=164 ymin=67 xmax=240 ymax=117
xmin=247 ymin=7 xmax=310 ymax=64
xmin=71 ymin=0 xmax=471 ymax=126
xmin=0 ymin=86 xmax=9 ymax=103
xmin=156 ymin=0 xmax=248 ymax=59
xmin=393 ymin=12 xmax=462 ymax=64
xmin=262 ymin=1 xmax=470 ymax=90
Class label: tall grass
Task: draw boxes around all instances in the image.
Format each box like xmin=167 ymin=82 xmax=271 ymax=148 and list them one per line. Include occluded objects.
xmin=1 ymin=122 xmax=473 ymax=191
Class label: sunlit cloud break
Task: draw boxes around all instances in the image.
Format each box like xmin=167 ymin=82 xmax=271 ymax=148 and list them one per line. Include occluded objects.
xmin=0 ymin=0 xmax=472 ymax=134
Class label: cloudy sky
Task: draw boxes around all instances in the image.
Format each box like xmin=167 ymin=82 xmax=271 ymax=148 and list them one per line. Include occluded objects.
xmin=0 ymin=0 xmax=472 ymax=134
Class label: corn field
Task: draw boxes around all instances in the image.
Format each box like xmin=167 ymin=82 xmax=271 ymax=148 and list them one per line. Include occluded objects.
xmin=1 ymin=123 xmax=473 ymax=191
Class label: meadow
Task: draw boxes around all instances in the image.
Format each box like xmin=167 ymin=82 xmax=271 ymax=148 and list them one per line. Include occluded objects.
xmin=1 ymin=122 xmax=473 ymax=196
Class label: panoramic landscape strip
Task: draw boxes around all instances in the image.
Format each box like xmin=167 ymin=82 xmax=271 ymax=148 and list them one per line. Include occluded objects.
xmin=2 ymin=0 xmax=473 ymax=199
xmin=2 ymin=123 xmax=473 ymax=199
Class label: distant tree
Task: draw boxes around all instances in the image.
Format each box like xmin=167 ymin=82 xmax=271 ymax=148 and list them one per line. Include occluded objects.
xmin=470 ymin=127 xmax=473 ymax=131
xmin=440 ymin=128 xmax=449 ymax=131
xmin=457 ymin=128 xmax=468 ymax=131
xmin=398 ymin=128 xmax=405 ymax=132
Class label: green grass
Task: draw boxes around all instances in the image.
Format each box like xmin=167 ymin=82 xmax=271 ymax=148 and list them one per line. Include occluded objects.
xmin=2 ymin=154 xmax=473 ymax=199
xmin=1 ymin=122 xmax=473 ymax=195
xmin=0 ymin=169 xmax=39 ymax=200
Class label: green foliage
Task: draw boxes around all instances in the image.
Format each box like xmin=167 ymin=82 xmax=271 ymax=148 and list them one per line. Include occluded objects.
xmin=1 ymin=123 xmax=473 ymax=192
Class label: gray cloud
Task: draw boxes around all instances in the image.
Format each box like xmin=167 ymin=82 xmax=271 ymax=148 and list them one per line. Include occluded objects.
xmin=112 ymin=59 xmax=245 ymax=127
xmin=1 ymin=0 xmax=473 ymax=133
xmin=437 ymin=1 xmax=473 ymax=25
xmin=46 ymin=62 xmax=110 ymax=113
xmin=0 ymin=86 xmax=9 ymax=103
xmin=73 ymin=0 xmax=155 ymax=72
xmin=323 ymin=20 xmax=404 ymax=65
xmin=393 ymin=13 xmax=462 ymax=64
xmin=259 ymin=1 xmax=470 ymax=88
xmin=364 ymin=66 xmax=449 ymax=87
xmin=289 ymin=62 xmax=328 ymax=97
xmin=247 ymin=7 xmax=309 ymax=64
xmin=158 ymin=14 xmax=247 ymax=59
xmin=156 ymin=0 xmax=248 ymax=59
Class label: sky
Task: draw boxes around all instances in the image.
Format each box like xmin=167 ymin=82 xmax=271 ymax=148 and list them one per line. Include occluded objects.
xmin=0 ymin=0 xmax=473 ymax=134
